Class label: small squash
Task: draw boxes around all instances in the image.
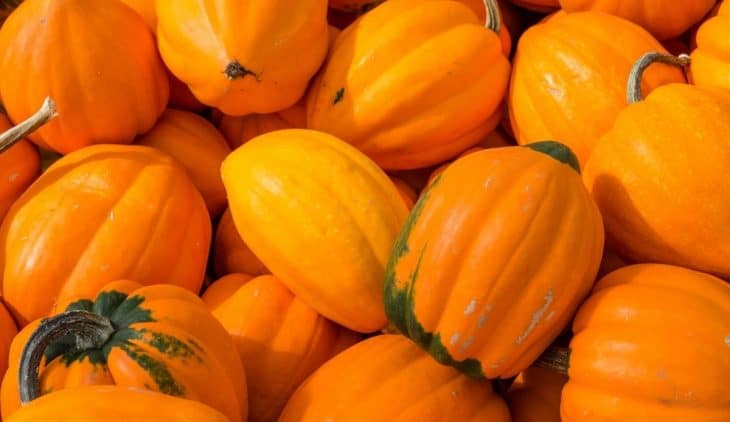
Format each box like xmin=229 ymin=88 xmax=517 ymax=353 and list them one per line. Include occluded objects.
xmin=137 ymin=109 xmax=231 ymax=217
xmin=218 ymin=101 xmax=307 ymax=150
xmin=0 ymin=144 xmax=210 ymax=326
xmin=0 ymin=0 xmax=168 ymax=154
xmin=214 ymin=209 xmax=269 ymax=277
xmin=537 ymin=264 xmax=730 ymax=421
xmin=307 ymin=0 xmax=511 ymax=170
xmin=558 ymin=0 xmax=716 ymax=41
xmin=280 ymin=335 xmax=511 ymax=421
xmin=156 ymin=0 xmax=329 ymax=116
xmin=202 ymin=274 xmax=361 ymax=422
xmin=508 ymin=11 xmax=685 ymax=165
xmin=584 ymin=53 xmax=730 ymax=278
xmin=385 ymin=142 xmax=604 ymax=379
xmin=690 ymin=1 xmax=730 ymax=91
xmin=221 ymin=129 xmax=408 ymax=333
xmin=1 ymin=281 xmax=247 ymax=421
xmin=506 ymin=367 xmax=567 ymax=422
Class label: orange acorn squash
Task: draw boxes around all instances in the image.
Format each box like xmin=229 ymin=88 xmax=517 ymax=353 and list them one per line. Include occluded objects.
xmin=0 ymin=0 xmax=168 ymax=154
xmin=156 ymin=0 xmax=329 ymax=116
xmin=202 ymin=274 xmax=361 ymax=422
xmin=307 ymin=0 xmax=511 ymax=170
xmin=1 ymin=281 xmax=247 ymax=421
xmin=690 ymin=1 xmax=730 ymax=91
xmin=558 ymin=0 xmax=716 ymax=40
xmin=218 ymin=101 xmax=307 ymax=150
xmin=137 ymin=109 xmax=231 ymax=217
xmin=506 ymin=367 xmax=567 ymax=422
xmin=384 ymin=142 xmax=604 ymax=379
xmin=537 ymin=264 xmax=730 ymax=421
xmin=214 ymin=209 xmax=269 ymax=278
xmin=0 ymin=144 xmax=211 ymax=326
xmin=280 ymin=335 xmax=510 ymax=421
xmin=584 ymin=53 xmax=730 ymax=278
xmin=221 ymin=129 xmax=408 ymax=333
xmin=508 ymin=11 xmax=686 ymax=165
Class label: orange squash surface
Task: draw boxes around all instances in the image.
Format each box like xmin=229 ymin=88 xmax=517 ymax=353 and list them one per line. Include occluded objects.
xmin=214 ymin=209 xmax=269 ymax=277
xmin=0 ymin=114 xmax=39 ymax=225
xmin=691 ymin=1 xmax=730 ymax=91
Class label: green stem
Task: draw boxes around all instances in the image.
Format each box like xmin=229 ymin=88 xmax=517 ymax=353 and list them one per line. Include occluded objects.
xmin=482 ymin=0 xmax=501 ymax=33
xmin=627 ymin=52 xmax=690 ymax=104
xmin=533 ymin=346 xmax=570 ymax=375
xmin=0 ymin=97 xmax=57 ymax=154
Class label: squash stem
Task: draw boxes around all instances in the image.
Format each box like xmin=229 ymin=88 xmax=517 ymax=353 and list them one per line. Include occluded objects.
xmin=18 ymin=310 xmax=114 ymax=405
xmin=533 ymin=346 xmax=570 ymax=375
xmin=0 ymin=97 xmax=57 ymax=154
xmin=482 ymin=0 xmax=502 ymax=34
xmin=627 ymin=52 xmax=690 ymax=104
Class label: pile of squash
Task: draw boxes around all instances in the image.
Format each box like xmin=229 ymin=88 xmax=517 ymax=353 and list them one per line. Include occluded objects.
xmin=0 ymin=0 xmax=728 ymax=421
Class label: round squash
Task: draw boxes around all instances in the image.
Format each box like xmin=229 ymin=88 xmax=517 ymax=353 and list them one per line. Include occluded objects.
xmin=156 ymin=0 xmax=328 ymax=116
xmin=690 ymin=1 xmax=730 ymax=91
xmin=307 ymin=0 xmax=511 ymax=170
xmin=218 ymin=101 xmax=307 ymax=150
xmin=202 ymin=274 xmax=361 ymax=422
xmin=280 ymin=334 xmax=511 ymax=421
xmin=536 ymin=264 xmax=730 ymax=421
xmin=584 ymin=53 xmax=730 ymax=278
xmin=508 ymin=11 xmax=685 ymax=166
xmin=1 ymin=281 xmax=247 ymax=421
xmin=0 ymin=144 xmax=211 ymax=326
xmin=558 ymin=0 xmax=716 ymax=41
xmin=506 ymin=367 xmax=567 ymax=422
xmin=137 ymin=109 xmax=231 ymax=217
xmin=221 ymin=129 xmax=408 ymax=333
xmin=214 ymin=209 xmax=269 ymax=277
xmin=0 ymin=0 xmax=168 ymax=154
xmin=384 ymin=142 xmax=604 ymax=379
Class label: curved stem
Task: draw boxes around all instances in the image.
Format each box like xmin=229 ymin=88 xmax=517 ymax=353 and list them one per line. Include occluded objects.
xmin=533 ymin=346 xmax=570 ymax=375
xmin=19 ymin=310 xmax=114 ymax=405
xmin=627 ymin=52 xmax=690 ymax=104
xmin=482 ymin=0 xmax=501 ymax=33
xmin=0 ymin=97 xmax=57 ymax=154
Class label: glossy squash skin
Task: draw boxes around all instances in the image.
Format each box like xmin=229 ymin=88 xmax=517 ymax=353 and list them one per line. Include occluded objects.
xmin=214 ymin=209 xmax=269 ymax=277
xmin=280 ymin=335 xmax=511 ymax=421
xmin=221 ymin=129 xmax=408 ymax=333
xmin=0 ymin=145 xmax=211 ymax=326
xmin=1 ymin=281 xmax=247 ymax=421
xmin=559 ymin=0 xmax=716 ymax=40
xmin=584 ymin=84 xmax=730 ymax=278
xmin=0 ymin=114 xmax=39 ymax=224
xmin=202 ymin=274 xmax=361 ymax=422
xmin=506 ymin=367 xmax=567 ymax=422
xmin=691 ymin=1 xmax=730 ymax=91
xmin=218 ymin=101 xmax=307 ymax=150
xmin=384 ymin=143 xmax=604 ymax=379
xmin=156 ymin=0 xmax=329 ymax=116
xmin=0 ymin=0 xmax=168 ymax=154
xmin=508 ymin=11 xmax=685 ymax=165
xmin=6 ymin=386 xmax=230 ymax=422
xmin=562 ymin=264 xmax=730 ymax=421
xmin=137 ymin=109 xmax=231 ymax=217
xmin=307 ymin=0 xmax=511 ymax=170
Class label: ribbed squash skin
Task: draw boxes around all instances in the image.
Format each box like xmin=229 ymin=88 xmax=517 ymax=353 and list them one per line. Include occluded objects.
xmin=508 ymin=11 xmax=685 ymax=165
xmin=156 ymin=0 xmax=328 ymax=116
xmin=6 ymin=386 xmax=229 ymax=422
xmin=214 ymin=209 xmax=269 ymax=277
xmin=0 ymin=0 xmax=168 ymax=154
xmin=559 ymin=0 xmax=716 ymax=40
xmin=221 ymin=129 xmax=408 ymax=332
xmin=307 ymin=0 xmax=510 ymax=170
xmin=0 ymin=114 xmax=39 ymax=224
xmin=691 ymin=1 xmax=730 ymax=91
xmin=203 ymin=274 xmax=361 ymax=422
xmin=0 ymin=145 xmax=211 ymax=326
xmin=279 ymin=335 xmax=511 ymax=421
xmin=584 ymin=85 xmax=730 ymax=278
xmin=562 ymin=264 xmax=730 ymax=421
xmin=385 ymin=145 xmax=604 ymax=379
xmin=506 ymin=367 xmax=567 ymax=422
xmin=137 ymin=109 xmax=231 ymax=217
xmin=1 ymin=281 xmax=247 ymax=422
